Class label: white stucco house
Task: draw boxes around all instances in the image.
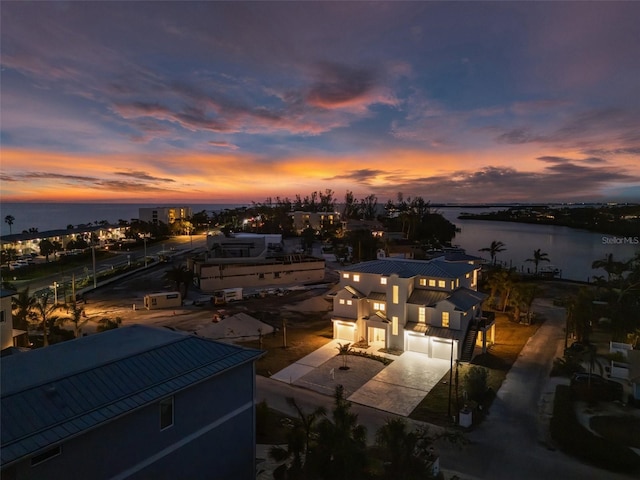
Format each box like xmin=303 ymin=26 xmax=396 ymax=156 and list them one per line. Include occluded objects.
xmin=331 ymin=257 xmax=495 ymax=362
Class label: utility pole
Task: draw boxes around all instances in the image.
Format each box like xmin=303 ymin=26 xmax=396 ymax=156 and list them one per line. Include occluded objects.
xmin=448 ymin=339 xmax=454 ymax=420
xmin=92 ymin=246 xmax=97 ymax=288
xmin=282 ymin=318 xmax=287 ymax=349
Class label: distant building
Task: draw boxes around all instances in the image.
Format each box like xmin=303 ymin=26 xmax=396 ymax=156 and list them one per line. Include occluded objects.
xmin=0 ymin=325 xmax=263 ymax=480
xmin=139 ymin=207 xmax=193 ymax=226
xmin=191 ymin=255 xmax=326 ymax=293
xmin=331 ymin=258 xmax=494 ymax=361
xmin=290 ymin=211 xmax=340 ymax=233
xmin=206 ymin=232 xmax=283 ymax=258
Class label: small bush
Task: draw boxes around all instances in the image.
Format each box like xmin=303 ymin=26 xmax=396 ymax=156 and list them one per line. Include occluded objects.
xmin=464 ymin=366 xmax=488 ymax=402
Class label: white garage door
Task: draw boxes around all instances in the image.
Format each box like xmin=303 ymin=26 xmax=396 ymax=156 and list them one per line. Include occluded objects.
xmin=407 ymin=334 xmax=429 ymax=354
xmin=431 ymin=338 xmax=453 ymax=360
xmin=336 ymin=324 xmax=355 ymax=342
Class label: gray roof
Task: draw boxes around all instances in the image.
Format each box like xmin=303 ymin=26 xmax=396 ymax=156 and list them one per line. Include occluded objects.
xmin=1 ymin=288 xmax=17 ymax=299
xmin=446 ymin=288 xmax=487 ymax=311
xmin=407 ymin=289 xmax=448 ymax=306
xmin=0 ymin=325 xmax=262 ymax=467
xmin=406 ymin=323 xmax=465 ymax=341
xmin=340 ymin=258 xmax=476 ymax=279
xmin=344 ymin=285 xmax=365 ymax=299
xmin=367 ymin=291 xmax=387 ymax=301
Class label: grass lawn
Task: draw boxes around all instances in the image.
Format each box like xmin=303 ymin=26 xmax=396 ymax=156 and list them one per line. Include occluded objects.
xmin=238 ymin=314 xmax=334 ymax=377
xmin=409 ymin=311 xmax=543 ymax=426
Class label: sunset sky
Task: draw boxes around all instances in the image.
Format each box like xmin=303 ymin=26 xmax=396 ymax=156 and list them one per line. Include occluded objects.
xmin=1 ymin=1 xmax=639 ymax=204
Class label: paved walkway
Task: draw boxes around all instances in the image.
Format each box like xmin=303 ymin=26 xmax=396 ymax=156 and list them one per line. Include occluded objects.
xmin=271 ymin=341 xmax=451 ymax=416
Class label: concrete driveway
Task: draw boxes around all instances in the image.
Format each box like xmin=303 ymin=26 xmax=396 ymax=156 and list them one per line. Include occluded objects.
xmin=272 ymin=343 xmax=451 ymax=417
xmin=348 ymin=352 xmax=452 ymax=416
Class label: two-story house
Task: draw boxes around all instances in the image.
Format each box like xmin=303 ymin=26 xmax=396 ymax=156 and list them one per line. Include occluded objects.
xmin=331 ymin=258 xmax=495 ymax=362
xmin=1 ymin=325 xmax=263 ymax=480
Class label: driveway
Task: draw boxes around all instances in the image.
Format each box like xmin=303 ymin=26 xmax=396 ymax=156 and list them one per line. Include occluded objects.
xmin=272 ymin=343 xmax=451 ymax=417
xmin=348 ymin=353 xmax=451 ymax=416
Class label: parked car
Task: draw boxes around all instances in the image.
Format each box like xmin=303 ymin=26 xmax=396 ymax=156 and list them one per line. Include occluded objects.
xmin=570 ymin=373 xmax=623 ymax=402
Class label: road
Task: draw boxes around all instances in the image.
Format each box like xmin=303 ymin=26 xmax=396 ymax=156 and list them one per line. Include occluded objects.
xmin=257 ymin=298 xmax=637 ymax=480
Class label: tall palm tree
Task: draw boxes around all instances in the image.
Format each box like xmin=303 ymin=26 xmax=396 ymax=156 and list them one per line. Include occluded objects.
xmin=4 ymin=215 xmax=15 ymax=234
xmin=66 ymin=300 xmax=89 ymax=338
xmin=32 ymin=291 xmax=64 ymax=347
xmin=591 ymin=253 xmax=630 ymax=283
xmin=479 ymin=240 xmax=506 ymax=265
xmin=526 ymin=248 xmax=550 ymax=274
xmin=11 ymin=287 xmax=37 ymax=331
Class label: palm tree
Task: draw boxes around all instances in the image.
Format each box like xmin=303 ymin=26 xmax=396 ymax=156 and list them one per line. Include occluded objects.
xmin=66 ymin=300 xmax=89 ymax=338
xmin=4 ymin=215 xmax=15 ymax=234
xmin=479 ymin=240 xmax=506 ymax=265
xmin=11 ymin=287 xmax=37 ymax=331
xmin=164 ymin=264 xmax=192 ymax=299
xmin=591 ymin=253 xmax=630 ymax=283
xmin=310 ymin=385 xmax=368 ymax=479
xmin=526 ymin=249 xmax=550 ymax=275
xmin=336 ymin=342 xmax=352 ymax=370
xmin=32 ymin=291 xmax=64 ymax=347
xmin=269 ymin=397 xmax=326 ymax=477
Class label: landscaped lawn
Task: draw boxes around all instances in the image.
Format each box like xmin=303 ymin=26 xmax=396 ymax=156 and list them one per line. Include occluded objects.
xmin=238 ymin=314 xmax=333 ymax=377
xmin=409 ymin=311 xmax=543 ymax=426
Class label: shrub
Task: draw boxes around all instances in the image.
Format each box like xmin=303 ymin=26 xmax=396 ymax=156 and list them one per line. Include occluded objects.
xmin=464 ymin=366 xmax=488 ymax=402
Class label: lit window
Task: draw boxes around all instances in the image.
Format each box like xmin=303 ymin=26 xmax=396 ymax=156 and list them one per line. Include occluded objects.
xmin=428 ymin=279 xmax=436 ymax=287
xmin=392 ymin=286 xmax=399 ymax=304
xmin=347 ymin=300 xmax=353 ymax=306
xmin=392 ymin=316 xmax=398 ymax=335
xmin=419 ymin=278 xmax=426 ymax=286
xmin=466 ymin=273 xmax=470 ymax=279
xmin=451 ymin=281 xmax=455 ymax=289
xmin=339 ymin=299 xmax=345 ymax=305
xmin=343 ymin=273 xmax=349 ymax=279
xmin=438 ymin=280 xmax=446 ymax=288
xmin=456 ymin=279 xmax=459 ymax=287
xmin=380 ymin=277 xmax=387 ymax=285
xmin=418 ymin=307 xmax=425 ymax=323
xmin=373 ymin=302 xmax=385 ymax=311
xmin=442 ymin=312 xmax=450 ymax=328
xmin=160 ymin=397 xmax=174 ymax=430
xmin=353 ymin=274 xmax=360 ymax=282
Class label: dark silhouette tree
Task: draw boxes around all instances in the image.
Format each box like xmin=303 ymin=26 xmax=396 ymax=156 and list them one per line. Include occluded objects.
xmin=479 ymin=240 xmax=506 ymax=265
xmin=11 ymin=287 xmax=36 ymax=331
xmin=526 ymin=248 xmax=550 ymax=274
xmin=32 ymin=290 xmax=64 ymax=347
xmin=4 ymin=215 xmax=15 ymax=234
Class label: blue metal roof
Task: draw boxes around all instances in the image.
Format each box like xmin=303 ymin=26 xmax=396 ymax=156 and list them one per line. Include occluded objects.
xmin=446 ymin=288 xmax=487 ymax=311
xmin=0 ymin=325 xmax=262 ymax=467
xmin=340 ymin=259 xmax=476 ymax=279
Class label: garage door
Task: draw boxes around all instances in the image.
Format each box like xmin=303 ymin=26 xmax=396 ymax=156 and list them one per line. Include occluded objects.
xmin=336 ymin=323 xmax=355 ymax=342
xmin=407 ymin=334 xmax=429 ymax=354
xmin=431 ymin=338 xmax=453 ymax=360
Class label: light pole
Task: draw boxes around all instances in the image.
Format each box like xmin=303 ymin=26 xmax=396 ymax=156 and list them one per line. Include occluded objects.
xmin=52 ymin=282 xmax=58 ymax=304
xmin=144 ymin=238 xmax=148 ymax=267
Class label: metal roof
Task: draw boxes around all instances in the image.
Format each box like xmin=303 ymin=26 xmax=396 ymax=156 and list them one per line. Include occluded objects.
xmin=340 ymin=259 xmax=476 ymax=279
xmin=344 ymin=285 xmax=365 ymax=299
xmin=446 ymin=288 xmax=487 ymax=311
xmin=0 ymin=325 xmax=262 ymax=467
xmin=405 ymin=323 xmax=465 ymax=341
xmin=367 ymin=291 xmax=386 ymax=301
xmin=407 ymin=289 xmax=448 ymax=306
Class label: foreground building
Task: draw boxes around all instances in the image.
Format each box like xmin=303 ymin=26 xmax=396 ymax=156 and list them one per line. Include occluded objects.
xmin=1 ymin=325 xmax=262 ymax=480
xmin=331 ymin=257 xmax=494 ymax=361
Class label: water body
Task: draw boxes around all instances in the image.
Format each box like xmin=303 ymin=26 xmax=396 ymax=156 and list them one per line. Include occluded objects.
xmin=439 ymin=207 xmax=639 ymax=282
xmin=1 ymin=203 xmax=637 ymax=281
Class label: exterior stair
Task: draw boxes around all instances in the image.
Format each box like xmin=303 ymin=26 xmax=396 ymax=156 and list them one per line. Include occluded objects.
xmin=460 ymin=324 xmax=478 ymax=362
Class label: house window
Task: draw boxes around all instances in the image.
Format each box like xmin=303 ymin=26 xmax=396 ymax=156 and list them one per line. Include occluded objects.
xmin=339 ymin=299 xmax=345 ymax=305
xmin=274 ymin=272 xmax=281 ymax=279
xmin=160 ymin=397 xmax=174 ymax=430
xmin=373 ymin=302 xmax=385 ymax=312
xmin=466 ymin=273 xmax=470 ymax=279
xmin=438 ymin=280 xmax=446 ymax=288
xmin=392 ymin=316 xmax=398 ymax=335
xmin=380 ymin=277 xmax=387 ymax=285
xmin=353 ymin=274 xmax=360 ymax=282
xmin=451 ymin=281 xmax=455 ymax=289
xmin=442 ymin=312 xmax=450 ymax=328
xmin=456 ymin=279 xmax=459 ymax=288
xmin=428 ymin=279 xmax=436 ymax=287
xmin=259 ymin=273 xmax=265 ymax=279
xmin=343 ymin=273 xmax=349 ymax=279
xmin=419 ymin=278 xmax=426 ymax=286
xmin=0 ymin=310 xmax=5 ymax=323
xmin=418 ymin=307 xmax=425 ymax=323
xmin=392 ymin=286 xmax=399 ymax=304
xmin=346 ymin=300 xmax=353 ymax=306
xmin=31 ymin=446 xmax=61 ymax=466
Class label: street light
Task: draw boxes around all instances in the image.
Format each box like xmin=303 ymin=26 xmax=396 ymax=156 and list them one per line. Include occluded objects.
xmin=144 ymin=237 xmax=147 ymax=267
xmin=52 ymin=282 xmax=58 ymax=304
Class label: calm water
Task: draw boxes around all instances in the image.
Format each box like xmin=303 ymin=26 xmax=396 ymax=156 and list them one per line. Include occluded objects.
xmin=1 ymin=203 xmax=637 ymax=281
xmin=439 ymin=207 xmax=639 ymax=282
